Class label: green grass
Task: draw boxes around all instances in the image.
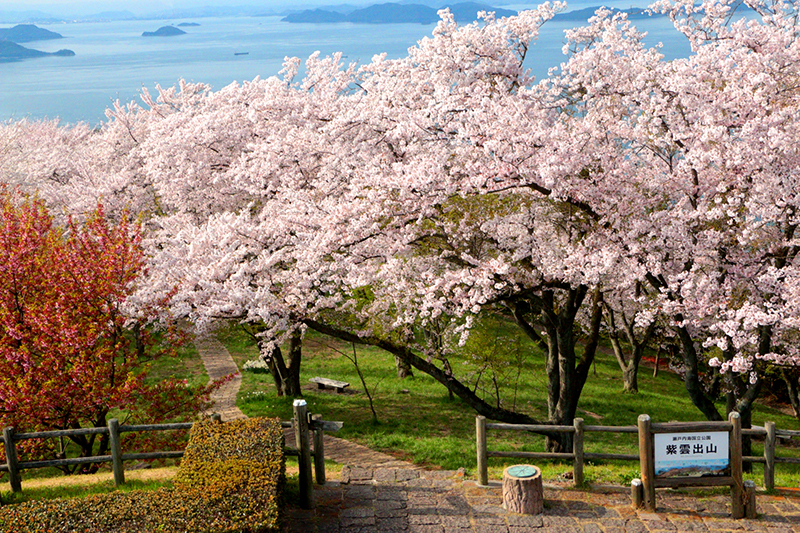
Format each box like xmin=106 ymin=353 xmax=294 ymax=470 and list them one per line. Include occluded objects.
xmin=145 ymin=335 xmax=209 ymax=388
xmin=1 ymin=476 xmax=173 ymax=505
xmin=218 ymin=322 xmax=800 ymax=488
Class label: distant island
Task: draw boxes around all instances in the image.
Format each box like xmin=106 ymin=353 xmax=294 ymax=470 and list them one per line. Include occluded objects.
xmin=177 ymin=22 xmax=200 ymax=27
xmin=283 ymin=2 xmax=516 ymax=24
xmin=142 ymin=26 xmax=187 ymax=37
xmin=0 ymin=40 xmax=74 ymax=62
xmin=0 ymin=23 xmax=63 ymax=43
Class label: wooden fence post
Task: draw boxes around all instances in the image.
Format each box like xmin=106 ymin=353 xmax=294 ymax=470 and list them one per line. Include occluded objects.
xmin=573 ymin=418 xmax=584 ymax=487
xmin=476 ymin=416 xmax=488 ymax=486
xmin=293 ymin=399 xmax=313 ymax=509
xmin=730 ymin=411 xmax=744 ymax=519
xmin=764 ymin=421 xmax=775 ymax=490
xmin=108 ymin=418 xmax=125 ymax=487
xmin=631 ymin=478 xmax=644 ymax=508
xmin=637 ymin=414 xmax=655 ymax=511
xmin=744 ymin=479 xmax=757 ymax=519
xmin=3 ymin=427 xmax=21 ymax=493
xmin=311 ymin=414 xmax=325 ymax=485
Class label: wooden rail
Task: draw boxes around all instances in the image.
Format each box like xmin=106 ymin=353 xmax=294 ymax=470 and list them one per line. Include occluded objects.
xmin=476 ymin=415 xmax=799 ymax=490
xmin=3 ymin=405 xmax=343 ymax=509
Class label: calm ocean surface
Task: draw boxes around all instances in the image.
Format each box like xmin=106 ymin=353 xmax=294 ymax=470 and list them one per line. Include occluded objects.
xmin=0 ymin=10 xmax=691 ymax=125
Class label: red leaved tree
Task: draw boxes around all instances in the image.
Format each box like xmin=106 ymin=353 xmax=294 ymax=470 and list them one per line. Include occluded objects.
xmin=0 ymin=188 xmax=218 ymax=473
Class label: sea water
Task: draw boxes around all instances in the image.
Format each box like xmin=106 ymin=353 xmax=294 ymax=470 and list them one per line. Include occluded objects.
xmin=0 ymin=14 xmax=690 ymax=126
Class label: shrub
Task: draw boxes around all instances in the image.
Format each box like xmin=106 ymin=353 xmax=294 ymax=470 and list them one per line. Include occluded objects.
xmin=242 ymin=359 xmax=271 ymax=374
xmin=0 ymin=417 xmax=285 ymax=533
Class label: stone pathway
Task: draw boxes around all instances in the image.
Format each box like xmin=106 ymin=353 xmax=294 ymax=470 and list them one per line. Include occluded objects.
xmin=285 ymin=467 xmax=800 ymax=533
xmin=194 ymin=334 xmax=246 ymax=421
xmin=284 ymin=426 xmax=422 ymax=470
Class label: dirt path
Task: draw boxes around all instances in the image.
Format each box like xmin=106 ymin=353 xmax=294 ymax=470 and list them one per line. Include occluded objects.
xmin=194 ymin=333 xmax=246 ymax=421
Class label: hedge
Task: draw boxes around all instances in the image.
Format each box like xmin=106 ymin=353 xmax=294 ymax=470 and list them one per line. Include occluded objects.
xmin=0 ymin=417 xmax=285 ymax=533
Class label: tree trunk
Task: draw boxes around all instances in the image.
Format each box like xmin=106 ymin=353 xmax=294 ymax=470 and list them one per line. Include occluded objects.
xmin=285 ymin=330 xmax=303 ymax=397
xmin=780 ymin=369 xmax=800 ymax=420
xmin=540 ymin=287 xmax=602 ymax=453
xmin=259 ymin=341 xmax=287 ymax=396
xmin=622 ymin=365 xmax=638 ymax=393
xmin=395 ymin=355 xmax=414 ymax=379
xmin=675 ymin=321 xmax=724 ymax=421
xmin=259 ymin=332 xmax=303 ymax=397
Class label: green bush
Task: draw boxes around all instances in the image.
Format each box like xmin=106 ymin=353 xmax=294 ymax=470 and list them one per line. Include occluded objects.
xmin=0 ymin=417 xmax=285 ymax=533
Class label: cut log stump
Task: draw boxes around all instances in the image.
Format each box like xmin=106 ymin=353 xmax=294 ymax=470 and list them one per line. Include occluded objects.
xmin=502 ymin=464 xmax=544 ymax=515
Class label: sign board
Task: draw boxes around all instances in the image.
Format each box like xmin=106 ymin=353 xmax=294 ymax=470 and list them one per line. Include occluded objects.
xmin=654 ymin=431 xmax=729 ymax=478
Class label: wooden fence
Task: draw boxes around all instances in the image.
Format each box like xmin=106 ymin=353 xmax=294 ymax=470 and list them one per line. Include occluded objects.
xmin=1 ymin=401 xmax=341 ymax=510
xmin=476 ymin=414 xmax=800 ymax=490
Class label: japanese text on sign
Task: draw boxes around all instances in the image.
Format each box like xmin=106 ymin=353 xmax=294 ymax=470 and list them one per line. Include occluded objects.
xmin=654 ymin=431 xmax=729 ymax=478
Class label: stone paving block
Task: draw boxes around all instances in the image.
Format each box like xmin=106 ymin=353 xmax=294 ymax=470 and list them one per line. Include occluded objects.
xmin=438 ymin=495 xmax=471 ymax=514
xmin=341 ymin=506 xmax=375 ymax=519
xmin=340 ymin=515 xmax=376 ymax=528
xmin=344 ymin=484 xmax=376 ymax=499
xmin=342 ymin=466 xmax=374 ymax=483
xmin=667 ymin=520 xmax=709 ymax=531
xmin=600 ymin=518 xmax=629 ymax=528
xmin=703 ymin=518 xmax=743 ymax=530
xmin=508 ymin=526 xmax=545 ymax=532
xmin=376 ymin=498 xmax=408 ymax=510
xmin=582 ymin=523 xmax=604 ymax=533
xmin=377 ymin=516 xmax=410 ymax=531
xmin=408 ymin=524 xmax=445 ymax=533
xmin=410 ymin=513 xmax=443 ymax=525
xmin=473 ymin=514 xmax=507 ymax=526
xmin=623 ymin=519 xmax=649 ymax=533
xmin=377 ymin=507 xmax=409 ymax=519
xmin=377 ymin=485 xmax=408 ymax=500
xmin=598 ymin=508 xmax=624 ymax=519
xmin=507 ymin=514 xmax=544 ymax=527
xmin=407 ymin=478 xmax=436 ymax=488
xmin=473 ymin=524 xmax=510 ymax=533
xmin=408 ymin=501 xmax=440 ymax=513
xmin=397 ymin=469 xmax=422 ymax=481
xmin=408 ymin=494 xmax=440 ymax=506
xmin=472 ymin=503 xmax=508 ymax=516
xmin=375 ymin=468 xmax=397 ymax=482
xmin=543 ymin=515 xmax=579 ymax=527
xmin=440 ymin=515 xmax=471 ymax=528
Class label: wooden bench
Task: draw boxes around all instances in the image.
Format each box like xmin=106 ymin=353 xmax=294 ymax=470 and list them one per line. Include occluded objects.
xmin=309 ymin=377 xmax=350 ymax=393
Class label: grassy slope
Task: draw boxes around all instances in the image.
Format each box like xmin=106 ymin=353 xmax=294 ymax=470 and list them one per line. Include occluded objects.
xmin=218 ymin=323 xmax=800 ymax=487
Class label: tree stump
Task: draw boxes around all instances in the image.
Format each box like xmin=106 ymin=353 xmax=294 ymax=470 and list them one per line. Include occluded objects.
xmin=502 ymin=465 xmax=544 ymax=514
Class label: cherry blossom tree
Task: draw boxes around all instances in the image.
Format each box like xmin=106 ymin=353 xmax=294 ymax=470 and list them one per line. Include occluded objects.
xmin=0 ymin=189 xmax=217 ymax=471
xmin=546 ymin=0 xmax=800 ymax=448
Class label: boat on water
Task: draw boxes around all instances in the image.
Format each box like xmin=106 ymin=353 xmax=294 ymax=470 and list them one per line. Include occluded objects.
xmin=234 ymin=52 xmax=249 ymax=56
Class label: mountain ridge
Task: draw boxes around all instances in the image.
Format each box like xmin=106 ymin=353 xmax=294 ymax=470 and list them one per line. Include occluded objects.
xmin=283 ymin=2 xmax=516 ymax=24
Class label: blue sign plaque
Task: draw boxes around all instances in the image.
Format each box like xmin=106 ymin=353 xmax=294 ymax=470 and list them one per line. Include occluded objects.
xmin=507 ymin=465 xmax=538 ymax=478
